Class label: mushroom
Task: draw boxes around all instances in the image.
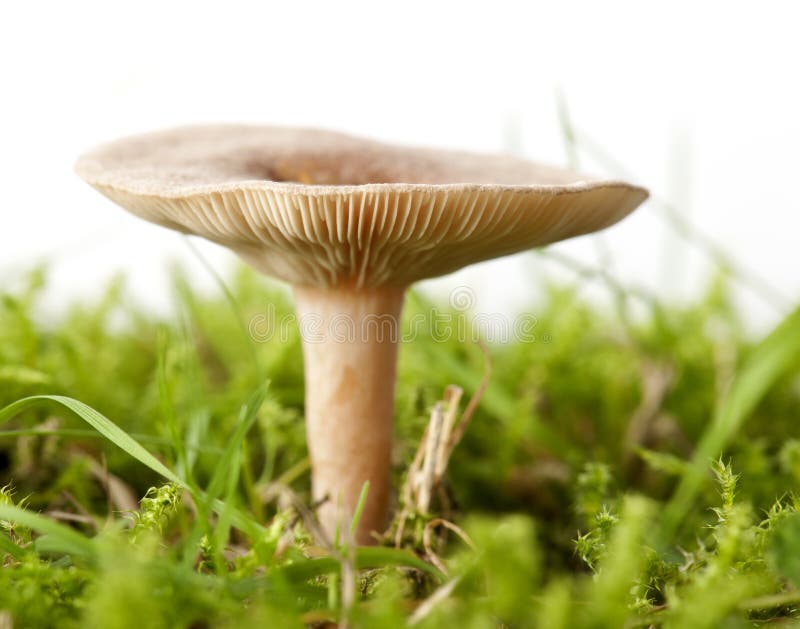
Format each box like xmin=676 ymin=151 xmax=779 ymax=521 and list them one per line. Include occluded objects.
xmin=75 ymin=125 xmax=648 ymax=544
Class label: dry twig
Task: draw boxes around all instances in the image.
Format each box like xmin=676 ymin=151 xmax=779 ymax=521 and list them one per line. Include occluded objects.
xmin=422 ymin=518 xmax=476 ymax=575
xmin=395 ymin=343 xmax=492 ymax=547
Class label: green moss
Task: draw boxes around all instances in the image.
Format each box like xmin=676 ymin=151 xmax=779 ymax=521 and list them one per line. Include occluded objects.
xmin=1 ymin=264 xmax=800 ymax=627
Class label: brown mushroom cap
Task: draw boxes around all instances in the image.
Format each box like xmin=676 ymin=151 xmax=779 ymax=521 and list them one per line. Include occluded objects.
xmin=75 ymin=125 xmax=648 ymax=287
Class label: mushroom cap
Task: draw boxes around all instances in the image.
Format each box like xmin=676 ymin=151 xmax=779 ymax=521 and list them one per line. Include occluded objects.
xmin=75 ymin=125 xmax=648 ymax=287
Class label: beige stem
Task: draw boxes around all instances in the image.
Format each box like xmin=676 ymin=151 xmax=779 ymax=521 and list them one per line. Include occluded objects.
xmin=293 ymin=284 xmax=406 ymax=545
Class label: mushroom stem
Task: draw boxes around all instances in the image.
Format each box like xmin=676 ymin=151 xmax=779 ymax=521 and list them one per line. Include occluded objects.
xmin=293 ymin=284 xmax=406 ymax=545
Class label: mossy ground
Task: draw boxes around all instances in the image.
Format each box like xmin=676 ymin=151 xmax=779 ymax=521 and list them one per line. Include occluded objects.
xmin=2 ymin=260 xmax=800 ymax=628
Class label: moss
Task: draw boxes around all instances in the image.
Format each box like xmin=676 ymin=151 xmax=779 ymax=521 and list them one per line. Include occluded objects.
xmin=1 ymin=265 xmax=799 ymax=627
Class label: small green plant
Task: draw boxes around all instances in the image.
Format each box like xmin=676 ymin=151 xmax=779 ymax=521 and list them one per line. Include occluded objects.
xmin=0 ymin=259 xmax=799 ymax=627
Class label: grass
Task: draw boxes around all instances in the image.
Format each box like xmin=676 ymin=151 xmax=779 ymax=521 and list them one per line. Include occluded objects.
xmin=1 ymin=257 xmax=800 ymax=628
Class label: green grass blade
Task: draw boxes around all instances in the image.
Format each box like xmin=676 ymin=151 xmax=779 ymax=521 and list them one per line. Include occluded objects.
xmin=204 ymin=385 xmax=268 ymax=505
xmin=0 ymin=394 xmax=266 ymax=539
xmin=182 ymin=236 xmax=265 ymax=380
xmin=216 ymin=390 xmax=267 ymax=513
xmin=182 ymin=385 xmax=268 ymax=567
xmin=663 ymin=306 xmax=800 ymax=534
xmin=0 ymin=395 xmax=184 ymax=486
xmin=0 ymin=504 xmax=94 ymax=559
xmin=0 ymin=428 xmax=223 ymax=454
xmin=0 ymin=530 xmax=25 ymax=560
xmin=184 ymin=409 xmax=213 ymax=472
xmin=157 ymin=329 xmax=191 ymax=484
xmin=349 ymin=481 xmax=370 ymax=538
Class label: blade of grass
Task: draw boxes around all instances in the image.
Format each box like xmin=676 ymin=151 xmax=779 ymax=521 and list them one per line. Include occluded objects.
xmin=184 ymin=409 xmax=213 ymax=472
xmin=0 ymin=428 xmax=223 ymax=454
xmin=157 ymin=328 xmax=191 ymax=485
xmin=0 ymin=530 xmax=25 ymax=561
xmin=0 ymin=504 xmax=95 ymax=559
xmin=663 ymin=306 xmax=800 ymax=535
xmin=185 ymin=384 xmax=269 ymax=568
xmin=572 ymin=126 xmax=790 ymax=311
xmin=0 ymin=395 xmax=183 ymax=485
xmin=350 ymin=481 xmax=370 ymax=538
xmin=182 ymin=236 xmax=265 ymax=380
xmin=0 ymin=395 xmax=266 ymax=539
xmin=203 ymin=385 xmax=268 ymax=506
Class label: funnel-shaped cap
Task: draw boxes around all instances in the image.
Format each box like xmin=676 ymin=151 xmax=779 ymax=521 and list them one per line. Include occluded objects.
xmin=76 ymin=125 xmax=648 ymax=287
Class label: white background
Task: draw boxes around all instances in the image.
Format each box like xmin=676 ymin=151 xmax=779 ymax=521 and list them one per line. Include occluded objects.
xmin=1 ymin=1 xmax=798 ymax=333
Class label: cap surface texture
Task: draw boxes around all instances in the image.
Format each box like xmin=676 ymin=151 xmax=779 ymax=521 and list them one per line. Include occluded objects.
xmin=76 ymin=125 xmax=648 ymax=287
